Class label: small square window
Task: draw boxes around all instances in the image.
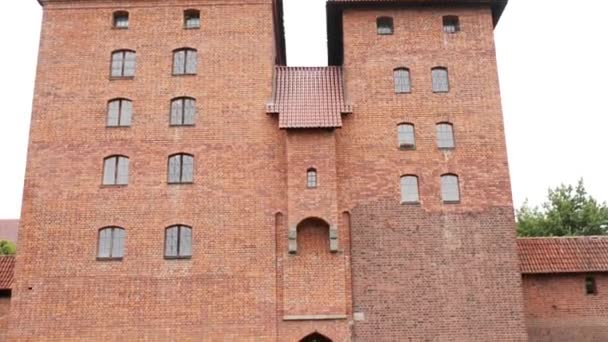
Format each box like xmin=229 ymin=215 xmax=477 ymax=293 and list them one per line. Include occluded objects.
xmin=377 ymin=17 xmax=393 ymax=35
xmin=113 ymin=11 xmax=129 ymax=29
xmin=184 ymin=10 xmax=201 ymax=29
xmin=443 ymin=16 xmax=460 ymax=34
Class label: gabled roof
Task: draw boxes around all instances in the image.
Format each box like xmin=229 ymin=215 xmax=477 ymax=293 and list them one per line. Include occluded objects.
xmin=0 ymin=256 xmax=15 ymax=290
xmin=0 ymin=220 xmax=19 ymax=244
xmin=326 ymin=0 xmax=508 ymax=65
xmin=518 ymin=237 xmax=608 ymax=274
xmin=267 ymin=66 xmax=352 ymax=129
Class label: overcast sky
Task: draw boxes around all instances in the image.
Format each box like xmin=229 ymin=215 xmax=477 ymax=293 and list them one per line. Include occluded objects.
xmin=0 ymin=0 xmax=606 ymax=219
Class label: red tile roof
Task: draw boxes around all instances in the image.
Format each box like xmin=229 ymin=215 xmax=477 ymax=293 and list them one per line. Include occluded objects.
xmin=0 ymin=220 xmax=18 ymax=244
xmin=518 ymin=237 xmax=608 ymax=274
xmin=267 ymin=66 xmax=352 ymax=129
xmin=0 ymin=256 xmax=15 ymax=290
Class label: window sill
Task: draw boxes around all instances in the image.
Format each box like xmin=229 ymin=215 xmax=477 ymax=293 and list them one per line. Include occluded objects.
xmin=443 ymin=200 xmax=460 ymax=205
xmin=401 ymin=201 xmax=420 ymax=205
xmin=100 ymin=184 xmax=128 ymax=188
xmin=399 ymin=146 xmax=416 ymax=151
xmin=432 ymin=91 xmax=450 ymax=94
xmin=169 ymin=124 xmax=196 ymax=128
xmin=164 ymin=256 xmax=192 ymax=260
xmin=438 ymin=147 xmax=455 ymax=151
xmin=109 ymin=76 xmax=135 ymax=81
xmin=184 ymin=26 xmax=200 ymax=30
xmin=106 ymin=125 xmax=132 ymax=129
xmin=111 ymin=27 xmax=129 ymax=30
xmin=168 ymin=182 xmax=194 ymax=185
xmin=96 ymin=257 xmax=123 ymax=262
xmin=377 ymin=33 xmax=393 ymax=36
xmin=172 ymin=73 xmax=197 ymax=77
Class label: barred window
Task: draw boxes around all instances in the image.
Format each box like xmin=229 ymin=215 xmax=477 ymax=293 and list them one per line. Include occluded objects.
xmin=97 ymin=227 xmax=125 ymax=260
xmin=377 ymin=17 xmax=393 ymax=35
xmin=170 ymin=97 xmax=196 ymax=126
xmin=394 ymin=68 xmax=411 ymax=93
xmin=307 ymin=168 xmax=317 ymax=189
xmin=441 ymin=174 xmax=460 ymax=203
xmin=432 ymin=67 xmax=449 ymax=93
xmin=400 ymin=175 xmax=420 ymax=203
xmin=103 ymin=155 xmax=129 ymax=185
xmin=110 ymin=50 xmax=136 ymax=78
xmin=113 ymin=11 xmax=129 ymax=29
xmin=107 ymin=98 xmax=132 ymax=127
xmin=184 ymin=9 xmax=201 ymax=29
xmin=397 ymin=123 xmax=416 ymax=149
xmin=436 ymin=122 xmax=455 ymax=149
xmin=443 ymin=16 xmax=460 ymax=33
xmin=168 ymin=154 xmax=194 ymax=184
xmin=165 ymin=225 xmax=192 ymax=259
xmin=173 ymin=48 xmax=197 ymax=75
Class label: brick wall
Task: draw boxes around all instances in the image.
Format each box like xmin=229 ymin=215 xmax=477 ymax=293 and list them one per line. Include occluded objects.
xmin=523 ymin=273 xmax=608 ymax=341
xmin=337 ymin=6 xmax=528 ymax=340
xmin=11 ymin=0 xmax=287 ymax=340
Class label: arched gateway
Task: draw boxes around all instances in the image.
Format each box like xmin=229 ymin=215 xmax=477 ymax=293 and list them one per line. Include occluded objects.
xmin=300 ymin=332 xmax=332 ymax=342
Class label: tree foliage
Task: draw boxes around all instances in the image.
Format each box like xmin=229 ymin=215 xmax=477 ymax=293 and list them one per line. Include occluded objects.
xmin=517 ymin=179 xmax=608 ymax=237
xmin=0 ymin=240 xmax=16 ymax=255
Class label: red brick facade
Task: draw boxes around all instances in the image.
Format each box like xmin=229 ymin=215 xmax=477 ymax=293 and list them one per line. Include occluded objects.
xmin=12 ymin=0 xmax=529 ymax=340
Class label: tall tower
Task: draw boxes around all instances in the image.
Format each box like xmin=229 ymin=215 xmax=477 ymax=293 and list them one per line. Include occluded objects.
xmin=327 ymin=0 xmax=528 ymax=340
xmin=13 ymin=0 xmax=526 ymax=340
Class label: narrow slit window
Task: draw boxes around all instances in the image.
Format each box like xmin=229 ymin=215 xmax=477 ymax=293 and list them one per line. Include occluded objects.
xmin=170 ymin=97 xmax=196 ymax=126
xmin=113 ymin=11 xmax=129 ymax=29
xmin=377 ymin=17 xmax=394 ymax=35
xmin=184 ymin=9 xmax=201 ymax=29
xmin=586 ymin=276 xmax=598 ymax=295
xmin=394 ymin=68 xmax=411 ymax=93
xmin=110 ymin=50 xmax=136 ymax=78
xmin=441 ymin=174 xmax=460 ymax=203
xmin=173 ymin=48 xmax=197 ymax=75
xmin=165 ymin=225 xmax=192 ymax=259
xmin=400 ymin=175 xmax=420 ymax=203
xmin=397 ymin=123 xmax=416 ymax=149
xmin=307 ymin=168 xmax=317 ymax=189
xmin=443 ymin=16 xmax=460 ymax=33
xmin=103 ymin=156 xmax=129 ymax=185
xmin=107 ymin=99 xmax=132 ymax=127
xmin=436 ymin=122 xmax=455 ymax=149
xmin=432 ymin=67 xmax=449 ymax=93
xmin=97 ymin=227 xmax=125 ymax=260
xmin=168 ymin=154 xmax=194 ymax=184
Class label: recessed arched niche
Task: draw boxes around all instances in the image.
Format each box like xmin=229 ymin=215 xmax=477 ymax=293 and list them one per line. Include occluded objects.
xmin=288 ymin=217 xmax=338 ymax=254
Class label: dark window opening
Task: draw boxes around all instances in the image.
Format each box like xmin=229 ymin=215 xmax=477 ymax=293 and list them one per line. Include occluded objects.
xmin=443 ymin=16 xmax=460 ymax=33
xmin=586 ymin=276 xmax=598 ymax=295
xmin=377 ymin=17 xmax=394 ymax=35
xmin=0 ymin=289 xmax=11 ymax=298
xmin=184 ymin=9 xmax=201 ymax=29
xmin=113 ymin=11 xmax=129 ymax=29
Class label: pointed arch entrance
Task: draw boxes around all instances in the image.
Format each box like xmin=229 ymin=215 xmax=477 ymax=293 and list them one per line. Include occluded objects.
xmin=300 ymin=332 xmax=332 ymax=342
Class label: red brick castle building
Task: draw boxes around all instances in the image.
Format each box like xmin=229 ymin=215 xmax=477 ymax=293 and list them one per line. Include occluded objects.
xmin=12 ymin=0 xmax=532 ymax=340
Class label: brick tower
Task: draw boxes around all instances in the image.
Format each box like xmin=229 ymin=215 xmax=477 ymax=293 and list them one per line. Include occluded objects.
xmin=11 ymin=0 xmax=526 ymax=340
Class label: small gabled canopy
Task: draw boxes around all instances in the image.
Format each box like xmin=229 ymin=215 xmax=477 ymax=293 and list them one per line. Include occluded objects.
xmin=267 ymin=66 xmax=352 ymax=129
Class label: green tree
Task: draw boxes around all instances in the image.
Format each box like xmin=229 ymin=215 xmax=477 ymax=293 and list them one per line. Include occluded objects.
xmin=0 ymin=240 xmax=16 ymax=255
xmin=517 ymin=179 xmax=608 ymax=237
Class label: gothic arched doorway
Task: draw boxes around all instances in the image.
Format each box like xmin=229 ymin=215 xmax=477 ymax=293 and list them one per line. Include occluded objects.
xmin=299 ymin=332 xmax=332 ymax=342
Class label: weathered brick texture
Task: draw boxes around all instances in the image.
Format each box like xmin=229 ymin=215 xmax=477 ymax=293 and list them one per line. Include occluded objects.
xmin=523 ymin=274 xmax=608 ymax=342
